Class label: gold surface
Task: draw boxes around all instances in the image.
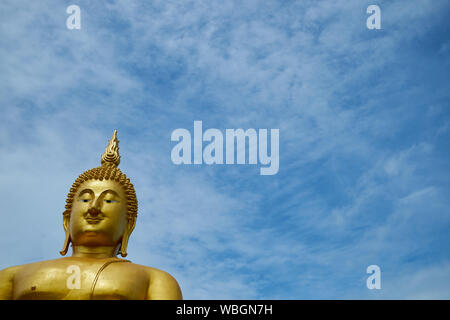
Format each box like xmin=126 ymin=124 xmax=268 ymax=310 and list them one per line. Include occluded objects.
xmin=0 ymin=131 xmax=182 ymax=300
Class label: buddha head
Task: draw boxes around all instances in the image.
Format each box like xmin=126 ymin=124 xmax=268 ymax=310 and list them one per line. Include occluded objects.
xmin=60 ymin=130 xmax=138 ymax=257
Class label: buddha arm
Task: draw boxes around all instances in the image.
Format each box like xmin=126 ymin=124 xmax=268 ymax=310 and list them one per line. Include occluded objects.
xmin=146 ymin=268 xmax=183 ymax=300
xmin=0 ymin=266 xmax=20 ymax=300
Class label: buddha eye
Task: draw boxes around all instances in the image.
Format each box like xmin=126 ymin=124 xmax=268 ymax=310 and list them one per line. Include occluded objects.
xmin=104 ymin=199 xmax=118 ymax=204
xmin=79 ymin=199 xmax=90 ymax=203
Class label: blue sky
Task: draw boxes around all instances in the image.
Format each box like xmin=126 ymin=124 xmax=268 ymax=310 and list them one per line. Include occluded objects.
xmin=0 ymin=0 xmax=449 ymax=299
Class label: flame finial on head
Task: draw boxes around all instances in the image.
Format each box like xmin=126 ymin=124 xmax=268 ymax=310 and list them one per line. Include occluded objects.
xmin=101 ymin=130 xmax=121 ymax=167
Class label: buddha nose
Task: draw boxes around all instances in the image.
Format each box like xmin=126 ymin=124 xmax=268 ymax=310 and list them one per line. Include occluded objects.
xmin=87 ymin=197 xmax=103 ymax=216
xmin=87 ymin=206 xmax=101 ymax=217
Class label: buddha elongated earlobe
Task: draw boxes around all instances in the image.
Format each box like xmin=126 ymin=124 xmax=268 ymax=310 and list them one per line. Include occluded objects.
xmin=60 ymin=212 xmax=71 ymax=256
xmin=119 ymin=217 xmax=136 ymax=257
xmin=119 ymin=235 xmax=129 ymax=257
xmin=60 ymin=232 xmax=71 ymax=256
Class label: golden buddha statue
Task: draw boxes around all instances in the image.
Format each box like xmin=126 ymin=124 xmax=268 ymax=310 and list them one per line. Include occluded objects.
xmin=0 ymin=131 xmax=182 ymax=300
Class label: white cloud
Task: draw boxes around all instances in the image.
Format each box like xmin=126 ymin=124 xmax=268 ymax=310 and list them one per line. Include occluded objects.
xmin=0 ymin=0 xmax=449 ymax=299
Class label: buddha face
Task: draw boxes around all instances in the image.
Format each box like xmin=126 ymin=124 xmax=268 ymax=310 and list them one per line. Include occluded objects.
xmin=67 ymin=179 xmax=129 ymax=248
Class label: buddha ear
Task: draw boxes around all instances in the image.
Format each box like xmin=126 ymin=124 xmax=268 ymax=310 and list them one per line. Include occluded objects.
xmin=119 ymin=216 xmax=136 ymax=257
xmin=60 ymin=212 xmax=71 ymax=256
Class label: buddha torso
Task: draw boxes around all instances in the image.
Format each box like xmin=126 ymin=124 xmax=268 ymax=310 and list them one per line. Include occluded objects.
xmin=4 ymin=257 xmax=175 ymax=300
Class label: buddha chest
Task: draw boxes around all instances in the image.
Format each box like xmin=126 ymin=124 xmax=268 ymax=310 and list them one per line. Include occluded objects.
xmin=13 ymin=259 xmax=149 ymax=300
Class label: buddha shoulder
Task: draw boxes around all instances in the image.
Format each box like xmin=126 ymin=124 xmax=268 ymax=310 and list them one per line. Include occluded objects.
xmin=0 ymin=265 xmax=23 ymax=299
xmin=141 ymin=265 xmax=183 ymax=300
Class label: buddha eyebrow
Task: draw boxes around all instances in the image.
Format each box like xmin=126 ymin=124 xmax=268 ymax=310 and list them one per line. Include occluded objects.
xmin=78 ymin=189 xmax=93 ymax=197
xmin=101 ymin=189 xmax=120 ymax=197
